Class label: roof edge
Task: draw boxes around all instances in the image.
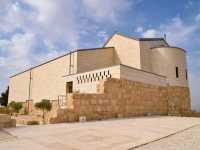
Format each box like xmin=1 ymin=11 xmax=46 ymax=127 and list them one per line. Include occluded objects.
xmin=10 ymin=47 xmax=114 ymax=78
xmin=151 ymin=46 xmax=186 ymax=53
xmin=120 ymin=64 xmax=166 ymax=78
xmin=62 ymin=64 xmax=166 ymax=78
xmin=103 ymin=32 xmax=169 ymax=47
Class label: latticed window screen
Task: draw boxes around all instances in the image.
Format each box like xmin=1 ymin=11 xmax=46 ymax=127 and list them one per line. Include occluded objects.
xmin=77 ymin=70 xmax=111 ymax=84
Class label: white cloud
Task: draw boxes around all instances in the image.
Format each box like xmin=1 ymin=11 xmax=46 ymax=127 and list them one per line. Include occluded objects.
xmin=22 ymin=0 xmax=80 ymax=49
xmin=0 ymin=2 xmax=26 ymax=33
xmin=142 ymin=29 xmax=160 ymax=38
xmin=140 ymin=17 xmax=199 ymax=46
xmin=195 ymin=14 xmax=200 ymax=22
xmin=0 ymin=0 xmax=11 ymax=11
xmin=135 ymin=26 xmax=143 ymax=33
xmin=82 ymin=0 xmax=131 ymax=23
xmin=185 ymin=0 xmax=194 ymax=9
xmin=97 ymin=31 xmax=109 ymax=45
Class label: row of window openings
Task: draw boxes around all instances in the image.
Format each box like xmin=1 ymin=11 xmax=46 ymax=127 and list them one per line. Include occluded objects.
xmin=77 ymin=70 xmax=110 ymax=80
xmin=77 ymin=70 xmax=111 ymax=84
xmin=175 ymin=66 xmax=188 ymax=80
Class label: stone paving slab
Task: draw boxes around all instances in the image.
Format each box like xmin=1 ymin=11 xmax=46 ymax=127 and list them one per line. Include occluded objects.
xmin=134 ymin=124 xmax=200 ymax=150
xmin=0 ymin=116 xmax=200 ymax=150
xmin=0 ymin=129 xmax=16 ymax=143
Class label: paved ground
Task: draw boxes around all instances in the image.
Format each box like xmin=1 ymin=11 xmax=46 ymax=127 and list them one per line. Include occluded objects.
xmin=0 ymin=116 xmax=200 ymax=150
xmin=134 ymin=125 xmax=200 ymax=150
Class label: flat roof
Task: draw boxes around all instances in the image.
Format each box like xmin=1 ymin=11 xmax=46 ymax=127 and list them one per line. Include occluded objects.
xmin=10 ymin=47 xmax=114 ymax=78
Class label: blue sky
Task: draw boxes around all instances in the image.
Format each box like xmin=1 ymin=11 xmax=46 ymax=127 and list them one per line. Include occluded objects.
xmin=0 ymin=0 xmax=200 ymax=110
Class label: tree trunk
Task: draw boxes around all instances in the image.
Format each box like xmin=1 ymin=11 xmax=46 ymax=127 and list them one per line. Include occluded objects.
xmin=42 ymin=109 xmax=45 ymax=124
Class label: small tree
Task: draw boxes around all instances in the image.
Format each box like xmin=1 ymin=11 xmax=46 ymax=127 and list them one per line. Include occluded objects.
xmin=9 ymin=101 xmax=23 ymax=114
xmin=35 ymin=99 xmax=52 ymax=124
xmin=0 ymin=87 xmax=9 ymax=106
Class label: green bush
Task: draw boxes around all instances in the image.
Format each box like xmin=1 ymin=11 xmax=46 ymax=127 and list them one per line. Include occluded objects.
xmin=9 ymin=101 xmax=23 ymax=113
xmin=35 ymin=99 xmax=52 ymax=111
xmin=35 ymin=99 xmax=52 ymax=124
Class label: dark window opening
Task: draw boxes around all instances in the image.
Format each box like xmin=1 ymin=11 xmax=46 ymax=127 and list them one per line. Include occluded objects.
xmin=176 ymin=66 xmax=179 ymax=78
xmin=66 ymin=81 xmax=73 ymax=93
xmin=186 ymin=69 xmax=188 ymax=80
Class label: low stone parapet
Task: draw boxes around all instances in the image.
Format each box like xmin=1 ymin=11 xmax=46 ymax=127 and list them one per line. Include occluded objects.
xmin=0 ymin=114 xmax=16 ymax=128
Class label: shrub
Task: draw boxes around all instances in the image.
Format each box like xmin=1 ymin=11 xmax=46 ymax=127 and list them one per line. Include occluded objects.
xmin=27 ymin=120 xmax=40 ymax=125
xmin=35 ymin=99 xmax=52 ymax=124
xmin=9 ymin=101 xmax=23 ymax=113
xmin=0 ymin=87 xmax=9 ymax=106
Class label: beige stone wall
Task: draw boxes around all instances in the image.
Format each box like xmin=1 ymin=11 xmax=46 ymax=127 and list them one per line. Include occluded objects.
xmin=104 ymin=34 xmax=141 ymax=69
xmin=77 ymin=47 xmax=115 ymax=73
xmin=49 ymin=78 xmax=191 ymax=123
xmin=20 ymin=78 xmax=191 ymax=123
xmin=68 ymin=65 xmax=120 ymax=93
xmin=139 ymin=40 xmax=168 ymax=72
xmin=9 ymin=70 xmax=30 ymax=102
xmin=50 ymin=78 xmax=169 ymax=123
xmin=168 ymin=86 xmax=191 ymax=115
xmin=120 ymin=65 xmax=167 ymax=86
xmin=9 ymin=52 xmax=78 ymax=103
xmin=9 ymin=47 xmax=116 ymax=103
xmin=65 ymin=64 xmax=167 ymax=93
xmin=151 ymin=47 xmax=188 ymax=87
xmin=0 ymin=114 xmax=16 ymax=128
xmin=31 ymin=55 xmax=73 ymax=102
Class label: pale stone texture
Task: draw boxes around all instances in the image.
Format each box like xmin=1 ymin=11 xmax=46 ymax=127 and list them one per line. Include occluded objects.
xmin=77 ymin=47 xmax=115 ymax=73
xmin=9 ymin=47 xmax=115 ymax=103
xmin=49 ymin=78 xmax=190 ymax=123
xmin=168 ymin=86 xmax=191 ymax=115
xmin=151 ymin=47 xmax=188 ymax=87
xmin=64 ymin=64 xmax=167 ymax=94
xmin=105 ymin=33 xmax=141 ymax=69
xmin=134 ymin=123 xmax=200 ymax=150
xmin=1 ymin=117 xmax=200 ymax=150
xmin=0 ymin=114 xmax=16 ymax=128
xmin=139 ymin=40 xmax=168 ymax=72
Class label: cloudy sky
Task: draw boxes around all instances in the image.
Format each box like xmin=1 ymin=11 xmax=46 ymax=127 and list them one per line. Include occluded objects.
xmin=0 ymin=0 xmax=200 ymax=110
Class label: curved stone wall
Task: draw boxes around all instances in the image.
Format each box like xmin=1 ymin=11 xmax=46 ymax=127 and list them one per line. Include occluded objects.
xmin=151 ymin=47 xmax=188 ymax=87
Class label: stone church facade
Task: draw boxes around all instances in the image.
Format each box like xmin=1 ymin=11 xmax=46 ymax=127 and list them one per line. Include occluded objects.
xmin=8 ymin=33 xmax=191 ymax=122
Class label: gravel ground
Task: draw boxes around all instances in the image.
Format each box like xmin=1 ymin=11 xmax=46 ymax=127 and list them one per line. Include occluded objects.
xmin=133 ymin=125 xmax=200 ymax=150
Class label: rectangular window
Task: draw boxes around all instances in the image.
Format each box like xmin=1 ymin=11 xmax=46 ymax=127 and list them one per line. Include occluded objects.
xmin=176 ymin=66 xmax=179 ymax=78
xmin=186 ymin=69 xmax=188 ymax=80
xmin=66 ymin=81 xmax=73 ymax=93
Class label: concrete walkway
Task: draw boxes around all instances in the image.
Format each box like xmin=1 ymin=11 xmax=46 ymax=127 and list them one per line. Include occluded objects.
xmin=0 ymin=116 xmax=200 ymax=150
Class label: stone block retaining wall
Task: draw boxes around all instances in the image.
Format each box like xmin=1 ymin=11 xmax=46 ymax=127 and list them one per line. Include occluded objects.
xmin=49 ymin=78 xmax=191 ymax=123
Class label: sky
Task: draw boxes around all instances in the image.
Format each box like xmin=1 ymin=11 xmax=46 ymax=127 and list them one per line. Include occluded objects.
xmin=0 ymin=0 xmax=200 ymax=110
